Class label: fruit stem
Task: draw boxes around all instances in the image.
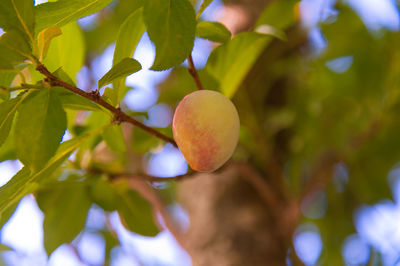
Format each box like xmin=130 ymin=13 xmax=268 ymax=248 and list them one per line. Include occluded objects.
xmin=187 ymin=53 xmax=205 ymax=91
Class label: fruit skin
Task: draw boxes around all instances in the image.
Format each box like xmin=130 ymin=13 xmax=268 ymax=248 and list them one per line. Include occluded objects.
xmin=172 ymin=90 xmax=240 ymax=172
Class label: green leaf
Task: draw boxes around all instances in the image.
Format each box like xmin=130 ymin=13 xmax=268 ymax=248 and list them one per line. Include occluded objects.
xmin=255 ymin=24 xmax=287 ymax=41
xmin=0 ymin=128 xmax=104 ymax=226
xmin=143 ymin=0 xmax=196 ymax=70
xmin=0 ymin=0 xmax=35 ymax=44
xmin=102 ymin=124 xmax=126 ymax=153
xmin=255 ymin=0 xmax=299 ymax=29
xmin=0 ymin=167 xmax=31 ymax=228
xmin=43 ymin=22 xmax=85 ymax=82
xmin=37 ymin=26 xmax=62 ymax=60
xmin=0 ymin=72 xmax=17 ymax=87
xmin=90 ymin=176 xmax=118 ymax=212
xmin=14 ymin=89 xmax=67 ymax=171
xmin=98 ymin=58 xmax=142 ymax=89
xmin=205 ymin=32 xmax=271 ymax=98
xmin=196 ymin=21 xmax=231 ymax=43
xmin=35 ymin=0 xmax=114 ymax=35
xmin=0 ymin=96 xmax=25 ymax=147
xmin=0 ymin=30 xmax=31 ymax=67
xmin=37 ymin=182 xmax=92 ymax=255
xmin=112 ymin=7 xmax=146 ymax=105
xmin=131 ymin=125 xmax=162 ymax=154
xmin=197 ymin=0 xmax=214 ymax=19
xmin=0 ymin=129 xmax=16 ymax=162
xmin=0 ymin=244 xmax=12 ymax=251
xmin=114 ymin=181 xmax=159 ymax=236
xmin=0 ymin=201 xmax=18 ymax=229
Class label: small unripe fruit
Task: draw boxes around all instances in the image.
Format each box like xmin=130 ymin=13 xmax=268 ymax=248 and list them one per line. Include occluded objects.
xmin=172 ymin=90 xmax=240 ymax=172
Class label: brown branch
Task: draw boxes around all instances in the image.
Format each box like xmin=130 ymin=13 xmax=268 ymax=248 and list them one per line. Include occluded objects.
xmin=88 ymin=166 xmax=196 ymax=183
xmin=69 ymin=244 xmax=89 ymax=266
xmin=236 ymin=162 xmax=283 ymax=213
xmin=187 ymin=54 xmax=205 ymax=90
xmin=125 ymin=178 xmax=187 ymax=249
xmin=121 ymin=172 xmax=196 ymax=182
xmin=35 ymin=63 xmax=177 ymax=147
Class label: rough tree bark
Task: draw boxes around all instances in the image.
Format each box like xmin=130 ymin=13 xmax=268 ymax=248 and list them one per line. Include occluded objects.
xmin=178 ymin=164 xmax=296 ymax=266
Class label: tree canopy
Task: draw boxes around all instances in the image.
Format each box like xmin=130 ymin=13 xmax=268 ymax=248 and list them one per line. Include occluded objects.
xmin=0 ymin=0 xmax=400 ymax=265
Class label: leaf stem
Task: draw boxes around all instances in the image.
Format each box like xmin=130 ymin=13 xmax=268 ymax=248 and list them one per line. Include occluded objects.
xmin=187 ymin=54 xmax=205 ymax=90
xmin=35 ymin=63 xmax=177 ymax=147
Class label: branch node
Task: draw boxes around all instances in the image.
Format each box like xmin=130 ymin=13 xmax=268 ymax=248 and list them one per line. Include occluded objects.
xmin=112 ymin=107 xmax=123 ymax=125
xmin=89 ymin=90 xmax=101 ymax=100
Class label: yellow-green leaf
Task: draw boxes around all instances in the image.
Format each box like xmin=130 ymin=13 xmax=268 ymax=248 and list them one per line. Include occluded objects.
xmin=37 ymin=26 xmax=62 ymax=60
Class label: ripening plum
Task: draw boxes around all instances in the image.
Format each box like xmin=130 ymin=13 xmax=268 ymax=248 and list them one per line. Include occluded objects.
xmin=172 ymin=90 xmax=240 ymax=172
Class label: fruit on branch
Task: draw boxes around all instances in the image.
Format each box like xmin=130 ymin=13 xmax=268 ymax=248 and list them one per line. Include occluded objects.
xmin=173 ymin=90 xmax=240 ymax=172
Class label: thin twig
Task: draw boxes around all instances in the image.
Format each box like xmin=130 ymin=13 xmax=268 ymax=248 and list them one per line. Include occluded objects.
xmin=70 ymin=244 xmax=90 ymax=266
xmin=89 ymin=167 xmax=196 ymax=183
xmin=125 ymin=178 xmax=187 ymax=249
xmin=35 ymin=63 xmax=177 ymax=147
xmin=236 ymin=162 xmax=282 ymax=212
xmin=118 ymin=172 xmax=195 ymax=182
xmin=187 ymin=54 xmax=205 ymax=90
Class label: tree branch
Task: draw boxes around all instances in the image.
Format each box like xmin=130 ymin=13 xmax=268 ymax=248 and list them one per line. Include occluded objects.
xmin=125 ymin=178 xmax=187 ymax=249
xmin=187 ymin=54 xmax=205 ymax=91
xmin=236 ymin=162 xmax=282 ymax=212
xmin=35 ymin=63 xmax=177 ymax=147
xmin=103 ymin=170 xmax=195 ymax=183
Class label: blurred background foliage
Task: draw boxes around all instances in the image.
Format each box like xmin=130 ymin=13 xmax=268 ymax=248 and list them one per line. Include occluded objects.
xmin=0 ymin=0 xmax=400 ymax=265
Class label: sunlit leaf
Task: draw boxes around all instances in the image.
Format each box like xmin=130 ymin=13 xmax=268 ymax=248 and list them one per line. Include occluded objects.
xmin=0 ymin=0 xmax=35 ymax=44
xmin=14 ymin=89 xmax=67 ymax=171
xmin=90 ymin=176 xmax=118 ymax=212
xmin=0 ymin=30 xmax=31 ymax=67
xmin=35 ymin=0 xmax=114 ymax=35
xmin=0 ymin=72 xmax=17 ymax=88
xmin=143 ymin=0 xmax=196 ymax=70
xmin=206 ymin=32 xmax=271 ymax=98
xmin=0 ymin=129 xmax=16 ymax=162
xmin=37 ymin=26 xmax=62 ymax=60
xmin=0 ymin=244 xmax=12 ymax=251
xmin=114 ymin=181 xmax=159 ymax=236
xmin=102 ymin=124 xmax=126 ymax=153
xmin=255 ymin=24 xmax=287 ymax=41
xmin=0 ymin=96 xmax=24 ymax=147
xmin=37 ymin=182 xmax=92 ymax=255
xmin=255 ymin=0 xmax=299 ymax=29
xmin=196 ymin=21 xmax=231 ymax=43
xmin=98 ymin=58 xmax=141 ymax=89
xmin=112 ymin=7 xmax=146 ymax=105
xmin=43 ymin=22 xmax=84 ymax=82
xmin=0 ymin=129 xmax=103 ymax=225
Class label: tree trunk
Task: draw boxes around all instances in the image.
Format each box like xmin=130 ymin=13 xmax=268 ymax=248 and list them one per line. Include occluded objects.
xmin=178 ymin=164 xmax=295 ymax=266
